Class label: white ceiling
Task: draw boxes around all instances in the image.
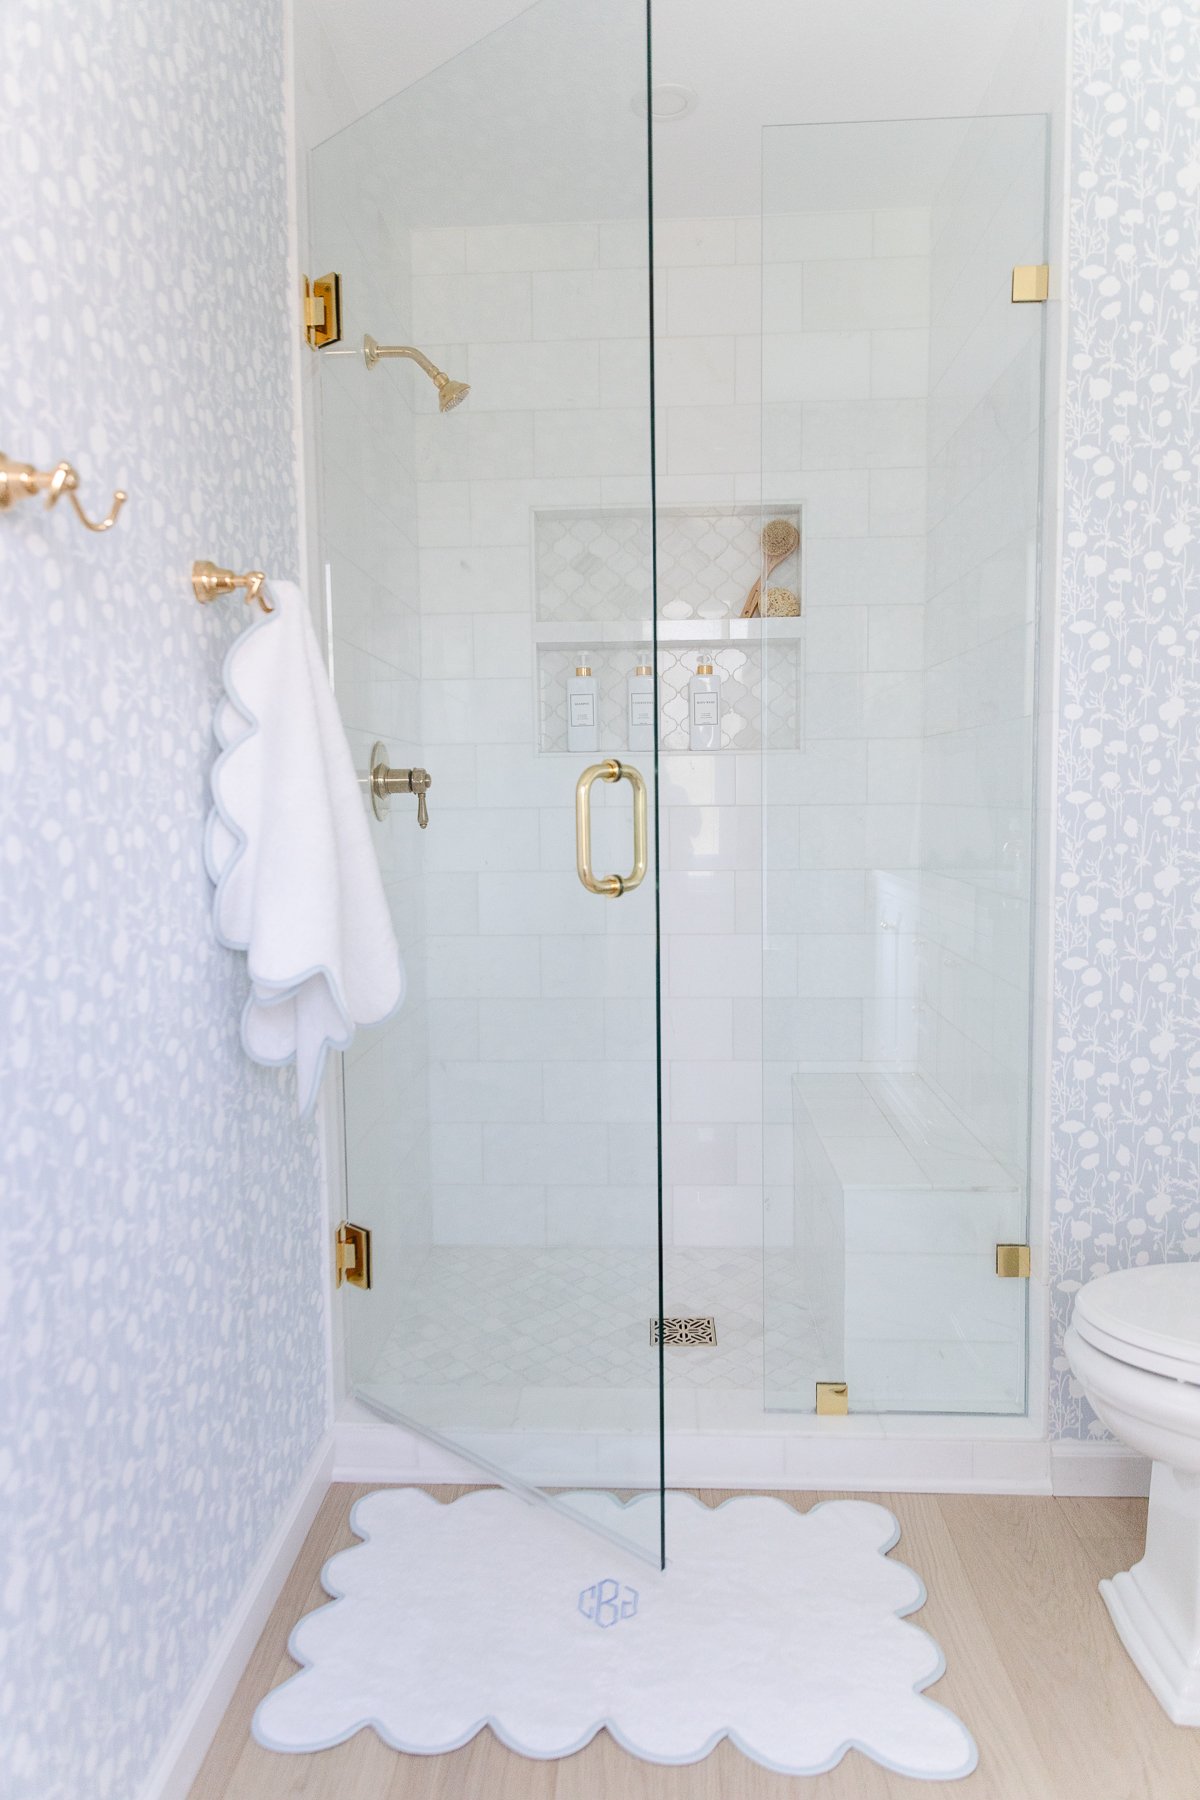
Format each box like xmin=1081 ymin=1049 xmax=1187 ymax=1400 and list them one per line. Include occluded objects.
xmin=310 ymin=0 xmax=1035 ymax=218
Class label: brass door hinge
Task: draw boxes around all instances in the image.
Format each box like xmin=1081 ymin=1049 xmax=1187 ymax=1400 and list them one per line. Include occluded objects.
xmin=304 ymin=272 xmax=342 ymax=348
xmin=996 ymin=1243 xmax=1031 ymax=1279
xmin=816 ymin=1381 xmax=849 ymax=1416
xmin=335 ymin=1220 xmax=371 ymax=1289
xmin=1011 ymin=264 xmax=1049 ymax=303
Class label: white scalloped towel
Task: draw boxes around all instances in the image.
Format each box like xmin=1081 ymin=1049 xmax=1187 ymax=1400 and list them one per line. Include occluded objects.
xmin=205 ymin=581 xmax=403 ymax=1114
xmin=253 ymin=1489 xmax=977 ymax=1781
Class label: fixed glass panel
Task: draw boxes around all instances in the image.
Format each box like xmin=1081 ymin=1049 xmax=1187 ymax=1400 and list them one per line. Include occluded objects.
xmin=312 ymin=0 xmax=665 ymax=1561
xmin=761 ymin=116 xmax=1048 ymax=1415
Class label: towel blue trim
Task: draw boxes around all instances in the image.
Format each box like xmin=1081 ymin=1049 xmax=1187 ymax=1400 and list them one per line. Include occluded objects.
xmin=205 ymin=587 xmax=402 ymax=1117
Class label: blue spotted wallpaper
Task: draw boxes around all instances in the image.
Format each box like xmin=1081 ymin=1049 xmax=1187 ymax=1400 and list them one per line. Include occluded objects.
xmin=1052 ymin=0 xmax=1200 ymax=1435
xmin=0 ymin=4 xmax=327 ymax=1797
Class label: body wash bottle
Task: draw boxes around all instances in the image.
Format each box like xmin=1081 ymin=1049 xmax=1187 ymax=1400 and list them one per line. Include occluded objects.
xmin=688 ymin=656 xmax=722 ymax=751
xmin=626 ymin=661 xmax=655 ymax=752
xmin=566 ymin=655 xmax=599 ymax=753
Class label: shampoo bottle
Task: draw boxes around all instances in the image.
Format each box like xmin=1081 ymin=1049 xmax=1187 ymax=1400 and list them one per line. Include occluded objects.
xmin=566 ymin=655 xmax=599 ymax=754
xmin=688 ymin=656 xmax=722 ymax=751
xmin=626 ymin=661 xmax=655 ymax=752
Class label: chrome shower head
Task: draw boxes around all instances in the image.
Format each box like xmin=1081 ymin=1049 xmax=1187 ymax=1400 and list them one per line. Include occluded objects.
xmin=362 ymin=335 xmax=469 ymax=413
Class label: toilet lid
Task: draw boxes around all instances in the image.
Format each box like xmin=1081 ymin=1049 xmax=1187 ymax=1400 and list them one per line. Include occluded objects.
xmin=1074 ymin=1264 xmax=1200 ymax=1371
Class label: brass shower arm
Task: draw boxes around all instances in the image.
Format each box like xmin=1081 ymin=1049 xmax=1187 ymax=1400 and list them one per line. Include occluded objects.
xmin=362 ymin=337 xmax=440 ymax=379
xmin=362 ymin=336 xmax=470 ymax=412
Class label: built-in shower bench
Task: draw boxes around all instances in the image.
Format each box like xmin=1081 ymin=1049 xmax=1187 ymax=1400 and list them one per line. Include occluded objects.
xmin=786 ymin=1072 xmax=1027 ymax=1414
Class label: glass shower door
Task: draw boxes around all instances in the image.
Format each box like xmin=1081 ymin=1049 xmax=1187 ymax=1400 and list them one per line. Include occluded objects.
xmin=310 ymin=0 xmax=665 ymax=1560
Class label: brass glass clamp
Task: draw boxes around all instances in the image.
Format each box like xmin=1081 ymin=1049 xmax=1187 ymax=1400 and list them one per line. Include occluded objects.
xmin=575 ymin=760 xmax=647 ymax=897
xmin=369 ymin=742 xmax=432 ymax=827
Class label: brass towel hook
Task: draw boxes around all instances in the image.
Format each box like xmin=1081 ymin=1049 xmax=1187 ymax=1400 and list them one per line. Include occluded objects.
xmin=0 ymin=452 xmax=127 ymax=533
xmin=191 ymin=560 xmax=273 ymax=614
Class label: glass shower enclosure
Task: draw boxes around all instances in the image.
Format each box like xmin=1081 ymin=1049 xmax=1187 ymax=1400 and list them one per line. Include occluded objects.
xmin=310 ymin=0 xmax=1051 ymax=1556
xmin=310 ymin=0 xmax=667 ymax=1562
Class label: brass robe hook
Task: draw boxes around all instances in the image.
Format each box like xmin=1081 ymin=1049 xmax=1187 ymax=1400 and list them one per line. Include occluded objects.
xmin=191 ymin=561 xmax=273 ymax=614
xmin=0 ymin=452 xmax=127 ymax=532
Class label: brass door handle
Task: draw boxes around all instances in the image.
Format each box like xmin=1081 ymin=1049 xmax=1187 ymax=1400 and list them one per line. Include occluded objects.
xmin=575 ymin=760 xmax=647 ymax=897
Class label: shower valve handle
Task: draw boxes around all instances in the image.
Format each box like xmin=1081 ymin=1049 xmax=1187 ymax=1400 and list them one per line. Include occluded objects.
xmin=368 ymin=743 xmax=431 ymax=826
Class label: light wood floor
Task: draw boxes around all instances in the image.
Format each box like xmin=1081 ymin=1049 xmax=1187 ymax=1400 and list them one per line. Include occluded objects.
xmin=190 ymin=1484 xmax=1200 ymax=1800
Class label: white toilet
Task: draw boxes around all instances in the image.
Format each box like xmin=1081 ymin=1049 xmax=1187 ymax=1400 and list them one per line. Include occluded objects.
xmin=1065 ymin=1263 xmax=1200 ymax=1725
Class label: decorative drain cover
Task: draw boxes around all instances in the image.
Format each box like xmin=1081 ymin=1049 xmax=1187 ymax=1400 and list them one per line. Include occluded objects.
xmin=651 ymin=1316 xmax=717 ymax=1346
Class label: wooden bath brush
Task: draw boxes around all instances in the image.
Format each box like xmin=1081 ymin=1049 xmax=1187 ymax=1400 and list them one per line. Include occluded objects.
xmin=739 ymin=517 xmax=800 ymax=618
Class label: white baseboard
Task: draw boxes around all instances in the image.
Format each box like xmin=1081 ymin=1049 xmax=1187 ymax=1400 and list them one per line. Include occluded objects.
xmin=1050 ymin=1440 xmax=1151 ymax=1497
xmin=138 ymin=1432 xmax=335 ymax=1800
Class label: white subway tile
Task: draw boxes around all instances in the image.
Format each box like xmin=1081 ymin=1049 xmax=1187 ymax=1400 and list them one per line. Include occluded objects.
xmin=417 ymin=481 xmax=471 ymax=547
xmin=533 ymin=408 xmax=651 ymax=477
xmin=671 ymin=1185 xmax=763 ymax=1247
xmin=478 ymin=998 xmax=604 ymax=1063
xmin=867 ymin=738 xmax=923 ymax=803
xmin=543 ymin=1060 xmax=657 ymax=1123
xmin=478 ymin=871 xmax=603 ymax=936
xmin=426 ymin=936 xmax=540 ymax=999
xmin=411 ymin=228 xmax=466 ymax=274
xmin=801 ymin=399 xmax=927 ymax=470
xmin=661 ymin=997 xmax=735 ymax=1061
xmin=430 ymin=1122 xmax=483 ymax=1183
xmin=655 ymin=216 xmax=737 ymax=267
xmin=427 ymin=999 xmax=480 ymax=1060
xmin=464 ymin=222 xmax=599 ymax=272
xmin=669 ymin=1061 xmax=762 ymax=1123
xmin=804 ymin=535 xmax=926 ymax=605
xmin=761 ymin=332 xmax=871 ymax=402
xmin=762 ymin=210 xmax=874 ymax=263
xmin=872 ymin=209 xmax=931 ymax=257
xmin=598 ymin=339 xmax=650 ymax=407
xmin=664 ymin=405 xmax=761 ymax=476
xmin=653 ymin=336 xmax=738 ymax=407
xmin=547 ymin=1185 xmax=659 ymax=1247
xmin=467 ymin=340 xmax=600 ymax=411
xmin=430 ymin=1061 xmax=543 ymax=1123
xmin=870 ymin=329 xmax=930 ymax=398
xmin=868 ymin=468 xmax=927 ymax=536
xmin=412 ymin=272 xmax=532 ymax=342
xmin=420 ymin=615 xmax=473 ymax=679
xmin=802 ymin=258 xmax=929 ymax=332
xmin=760 ymin=869 xmax=869 ymax=933
xmin=418 ymin=546 xmax=530 ymax=614
xmin=483 ymin=1122 xmax=609 ymax=1185
xmin=471 ymin=614 xmax=533 ymax=677
xmin=660 ymin=870 xmax=737 ymax=935
xmin=421 ymin=806 xmax=540 ymax=871
xmin=667 ymin=803 xmax=761 ymax=872
xmin=669 ymin=935 xmax=762 ymax=998
xmin=761 ymin=263 xmax=804 ymax=333
xmin=432 ymin=1186 xmax=546 ymax=1246
xmin=532 ymin=268 xmax=649 ymax=339
xmin=868 ymin=606 xmax=925 ymax=671
xmin=803 ymin=607 xmax=869 ymax=674
xmin=666 ymin=265 xmax=761 ymax=336
xmin=421 ymin=678 xmax=530 ymax=745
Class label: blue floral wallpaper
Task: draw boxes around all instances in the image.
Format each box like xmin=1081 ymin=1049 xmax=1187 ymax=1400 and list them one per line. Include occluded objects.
xmin=0 ymin=4 xmax=327 ymax=1797
xmin=1052 ymin=0 xmax=1200 ymax=1436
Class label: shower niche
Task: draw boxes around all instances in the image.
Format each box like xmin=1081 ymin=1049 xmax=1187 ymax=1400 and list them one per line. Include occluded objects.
xmin=531 ymin=503 xmax=804 ymax=754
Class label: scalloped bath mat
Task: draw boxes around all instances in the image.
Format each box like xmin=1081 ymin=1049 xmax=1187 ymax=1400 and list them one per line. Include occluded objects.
xmin=253 ymin=1488 xmax=977 ymax=1780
